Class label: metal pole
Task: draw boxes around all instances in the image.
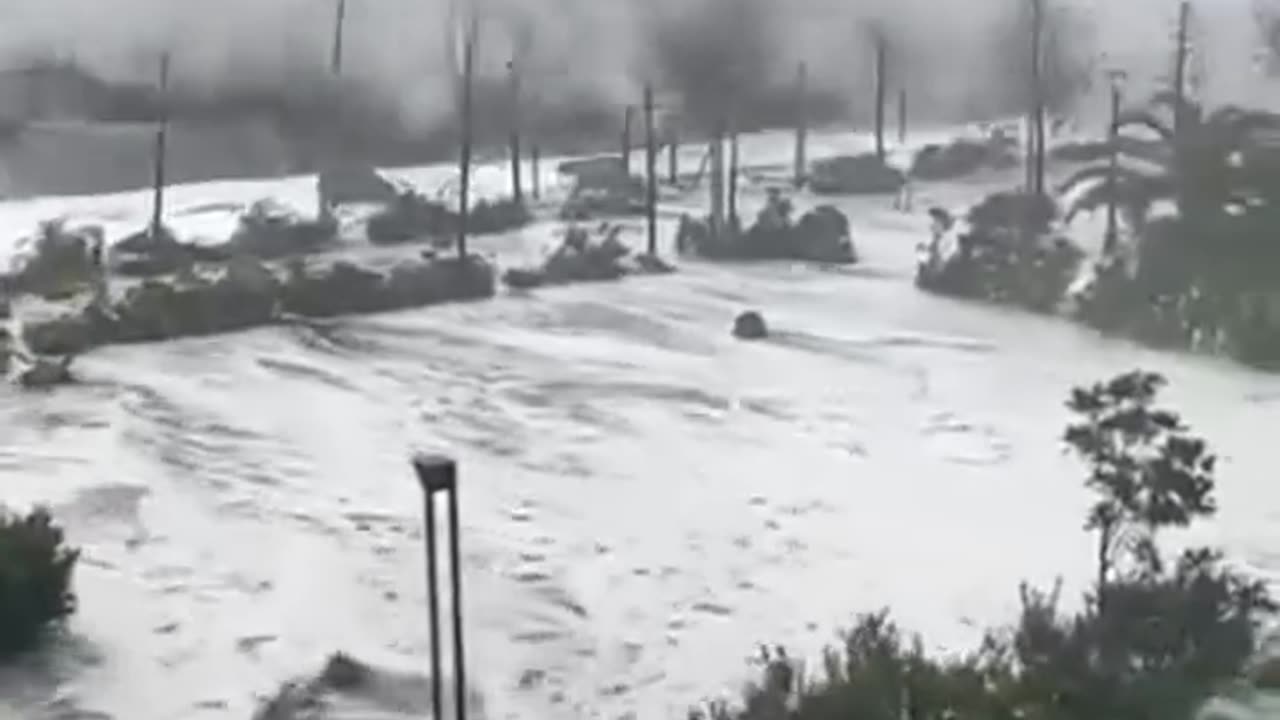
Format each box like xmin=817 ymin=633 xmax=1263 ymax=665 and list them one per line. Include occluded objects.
xmin=415 ymin=455 xmax=460 ymax=720
xmin=425 ymin=489 xmax=443 ymax=720
xmin=793 ymin=61 xmax=808 ymax=189
xmin=457 ymin=17 xmax=476 ymax=260
xmin=621 ymin=106 xmax=633 ymax=175
xmin=150 ymin=52 xmax=170 ymax=240
xmin=644 ymin=85 xmax=658 ymax=256
xmin=446 ymin=483 xmax=467 ymax=720
xmin=507 ymin=58 xmax=523 ymax=204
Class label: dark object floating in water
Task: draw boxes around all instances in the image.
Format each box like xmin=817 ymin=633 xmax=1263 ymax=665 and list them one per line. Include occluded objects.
xmin=808 ymin=154 xmax=905 ymax=195
xmin=733 ymin=311 xmax=768 ymax=340
xmin=17 ymin=355 xmax=74 ymax=389
xmin=502 ymin=223 xmax=674 ymax=289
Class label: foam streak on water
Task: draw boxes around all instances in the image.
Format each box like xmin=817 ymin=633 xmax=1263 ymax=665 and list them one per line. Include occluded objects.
xmin=1 ymin=128 xmax=1279 ymax=720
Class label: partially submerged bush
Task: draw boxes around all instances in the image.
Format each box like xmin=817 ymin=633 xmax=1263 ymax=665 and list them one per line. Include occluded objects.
xmin=677 ymin=200 xmax=856 ymax=265
xmin=917 ymin=191 xmax=1082 ymax=312
xmin=365 ymin=193 xmax=530 ymax=245
xmin=808 ymin=154 xmax=905 ymax=195
xmin=6 ymin=220 xmax=99 ymax=300
xmin=0 ymin=507 xmax=78 ymax=659
xmin=910 ymin=136 xmax=1019 ymax=181
xmin=703 ymin=371 xmax=1276 ymax=720
xmin=227 ymin=199 xmax=339 ymax=259
xmin=502 ymin=224 xmax=672 ymax=289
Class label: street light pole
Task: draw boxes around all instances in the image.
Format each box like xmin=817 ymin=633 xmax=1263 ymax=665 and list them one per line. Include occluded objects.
xmin=413 ymin=454 xmax=468 ymax=720
xmin=644 ymin=84 xmax=658 ymax=256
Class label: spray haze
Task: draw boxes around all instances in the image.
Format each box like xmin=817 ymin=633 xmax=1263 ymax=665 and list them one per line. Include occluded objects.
xmin=2 ymin=0 xmax=1278 ymax=137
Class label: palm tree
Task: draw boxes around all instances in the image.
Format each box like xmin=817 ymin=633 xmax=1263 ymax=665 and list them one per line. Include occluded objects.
xmin=1059 ymin=93 xmax=1280 ymax=237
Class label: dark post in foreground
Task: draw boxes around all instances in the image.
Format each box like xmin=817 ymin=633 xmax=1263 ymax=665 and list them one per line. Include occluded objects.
xmin=413 ymin=454 xmax=468 ymax=720
xmin=793 ymin=61 xmax=808 ymax=189
xmin=643 ymin=84 xmax=658 ymax=256
xmin=1104 ymin=69 xmax=1126 ymax=254
xmin=621 ymin=105 xmax=633 ymax=176
xmin=506 ymin=58 xmax=523 ymax=204
xmin=457 ymin=17 xmax=477 ymax=260
xmin=150 ymin=52 xmax=171 ymax=240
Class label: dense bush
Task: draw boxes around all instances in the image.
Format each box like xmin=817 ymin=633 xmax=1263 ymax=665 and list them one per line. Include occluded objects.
xmin=0 ymin=507 xmax=79 ymax=659
xmin=698 ymin=371 xmax=1276 ymax=720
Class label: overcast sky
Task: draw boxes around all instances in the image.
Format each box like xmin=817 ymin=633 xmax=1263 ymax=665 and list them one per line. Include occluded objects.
xmin=1 ymin=0 xmax=1274 ymax=128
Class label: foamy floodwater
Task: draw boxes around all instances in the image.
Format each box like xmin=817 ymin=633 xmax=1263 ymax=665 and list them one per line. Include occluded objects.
xmin=1 ymin=128 xmax=1278 ymax=720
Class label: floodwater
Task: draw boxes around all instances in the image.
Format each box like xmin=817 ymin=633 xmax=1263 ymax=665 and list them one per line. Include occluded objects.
xmin=0 ymin=127 xmax=1278 ymax=720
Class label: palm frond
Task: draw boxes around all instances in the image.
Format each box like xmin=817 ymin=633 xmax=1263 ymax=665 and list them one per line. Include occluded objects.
xmin=1116 ymin=110 xmax=1176 ymax=145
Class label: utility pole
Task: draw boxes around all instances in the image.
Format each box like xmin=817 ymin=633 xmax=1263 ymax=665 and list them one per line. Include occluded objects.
xmin=644 ymin=85 xmax=658 ymax=256
xmin=456 ymin=16 xmax=477 ymax=260
xmin=621 ymin=106 xmax=633 ymax=176
xmin=506 ymin=58 xmax=523 ymax=204
xmin=1029 ymin=0 xmax=1047 ymax=195
xmin=727 ymin=107 xmax=739 ymax=228
xmin=897 ymin=88 xmax=907 ymax=144
xmin=1105 ymin=70 xmax=1127 ymax=254
xmin=793 ymin=61 xmax=808 ymax=188
xmin=1173 ymin=0 xmax=1191 ymax=139
xmin=330 ymin=0 xmax=346 ymax=76
xmin=150 ymin=52 xmax=171 ymax=240
xmin=873 ymin=29 xmax=888 ymax=162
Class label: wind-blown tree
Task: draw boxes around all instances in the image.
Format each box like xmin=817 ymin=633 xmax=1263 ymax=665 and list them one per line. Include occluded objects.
xmin=1059 ymin=95 xmax=1280 ymax=231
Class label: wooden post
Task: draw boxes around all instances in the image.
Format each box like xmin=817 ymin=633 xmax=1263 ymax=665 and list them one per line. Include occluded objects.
xmin=1030 ymin=0 xmax=1046 ymax=195
xmin=531 ymin=144 xmax=541 ymax=200
xmin=457 ymin=17 xmax=477 ymax=260
xmin=506 ymin=58 xmax=523 ymax=204
xmin=727 ymin=109 xmax=739 ymax=228
xmin=709 ymin=121 xmax=725 ymax=236
xmin=874 ymin=30 xmax=887 ymax=162
xmin=897 ymin=88 xmax=907 ymax=144
xmin=793 ymin=61 xmax=808 ymax=188
xmin=150 ymin=52 xmax=171 ymax=240
xmin=621 ymin=106 xmax=633 ymax=175
xmin=1173 ymin=0 xmax=1190 ymax=138
xmin=330 ymin=0 xmax=346 ymax=76
xmin=644 ymin=85 xmax=658 ymax=256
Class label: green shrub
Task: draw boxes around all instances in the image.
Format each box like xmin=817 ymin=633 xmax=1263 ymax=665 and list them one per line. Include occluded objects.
xmin=700 ymin=371 xmax=1276 ymax=720
xmin=0 ymin=507 xmax=79 ymax=659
